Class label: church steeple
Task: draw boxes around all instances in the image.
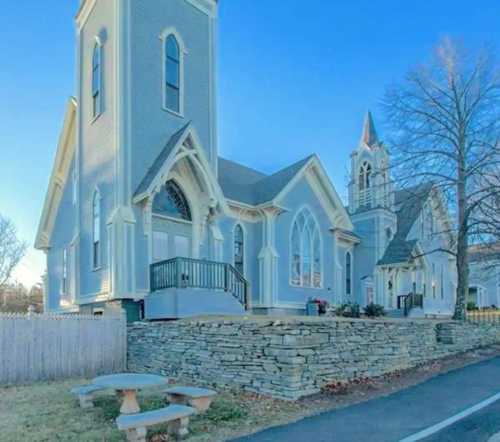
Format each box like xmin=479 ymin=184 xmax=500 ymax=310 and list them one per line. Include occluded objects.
xmin=360 ymin=111 xmax=379 ymax=147
xmin=349 ymin=111 xmax=394 ymax=214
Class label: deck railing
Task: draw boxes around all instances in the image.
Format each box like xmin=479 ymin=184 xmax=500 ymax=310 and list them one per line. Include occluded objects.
xmin=150 ymin=257 xmax=250 ymax=309
xmin=398 ymin=293 xmax=424 ymax=316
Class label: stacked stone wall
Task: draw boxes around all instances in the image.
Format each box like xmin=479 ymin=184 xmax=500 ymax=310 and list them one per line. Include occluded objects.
xmin=128 ymin=317 xmax=500 ymax=399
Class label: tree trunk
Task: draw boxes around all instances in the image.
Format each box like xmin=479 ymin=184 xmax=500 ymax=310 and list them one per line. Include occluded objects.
xmin=453 ymin=145 xmax=469 ymax=320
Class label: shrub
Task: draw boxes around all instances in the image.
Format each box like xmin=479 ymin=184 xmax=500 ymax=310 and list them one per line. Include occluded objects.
xmin=336 ymin=302 xmax=361 ymax=318
xmin=466 ymin=302 xmax=478 ymax=311
xmin=363 ymin=303 xmax=386 ymax=317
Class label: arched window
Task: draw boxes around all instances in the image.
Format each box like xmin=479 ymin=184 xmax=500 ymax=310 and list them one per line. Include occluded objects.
xmin=234 ymin=224 xmax=244 ymax=275
xmin=290 ymin=208 xmax=322 ymax=288
xmin=153 ymin=180 xmax=191 ymax=221
xmin=359 ymin=162 xmax=372 ymax=191
xmin=92 ymin=43 xmax=102 ymax=118
xmin=92 ymin=190 xmax=101 ymax=269
xmin=164 ymin=34 xmax=181 ymax=113
xmin=346 ymin=252 xmax=352 ymax=297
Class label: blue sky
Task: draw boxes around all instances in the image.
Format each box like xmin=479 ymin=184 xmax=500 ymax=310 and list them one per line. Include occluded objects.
xmin=0 ymin=0 xmax=498 ymax=286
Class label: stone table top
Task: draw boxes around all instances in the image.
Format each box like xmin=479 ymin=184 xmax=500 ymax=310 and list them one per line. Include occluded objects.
xmin=92 ymin=373 xmax=168 ymax=391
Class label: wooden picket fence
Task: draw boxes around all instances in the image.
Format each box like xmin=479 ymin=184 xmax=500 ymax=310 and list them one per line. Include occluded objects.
xmin=0 ymin=312 xmax=127 ymax=385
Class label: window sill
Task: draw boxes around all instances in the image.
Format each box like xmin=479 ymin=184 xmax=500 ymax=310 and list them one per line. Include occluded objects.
xmin=290 ymin=283 xmax=324 ymax=290
xmin=162 ymin=106 xmax=184 ymax=119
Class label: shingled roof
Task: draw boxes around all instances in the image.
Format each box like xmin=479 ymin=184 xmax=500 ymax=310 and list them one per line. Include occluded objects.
xmin=378 ymin=183 xmax=434 ymax=266
xmin=218 ymin=155 xmax=314 ymax=205
xmin=134 ymin=123 xmax=191 ymax=198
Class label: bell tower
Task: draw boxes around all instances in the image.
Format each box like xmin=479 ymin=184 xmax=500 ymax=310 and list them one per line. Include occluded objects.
xmin=348 ymin=111 xmax=394 ymax=213
xmin=348 ymin=112 xmax=397 ymax=306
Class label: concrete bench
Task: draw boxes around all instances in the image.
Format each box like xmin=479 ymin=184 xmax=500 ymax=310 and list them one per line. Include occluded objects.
xmin=116 ymin=404 xmax=196 ymax=442
xmin=164 ymin=386 xmax=217 ymax=412
xmin=70 ymin=384 xmax=105 ymax=409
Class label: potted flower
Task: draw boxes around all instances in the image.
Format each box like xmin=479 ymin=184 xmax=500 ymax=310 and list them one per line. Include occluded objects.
xmin=307 ymin=298 xmax=329 ymax=316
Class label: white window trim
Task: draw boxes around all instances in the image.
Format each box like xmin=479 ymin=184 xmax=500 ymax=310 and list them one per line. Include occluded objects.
xmin=289 ymin=206 xmax=324 ymax=289
xmin=91 ymin=37 xmax=103 ymax=122
xmin=233 ymin=222 xmax=246 ymax=277
xmin=92 ymin=188 xmax=102 ymax=271
xmin=160 ymin=28 xmax=187 ymax=118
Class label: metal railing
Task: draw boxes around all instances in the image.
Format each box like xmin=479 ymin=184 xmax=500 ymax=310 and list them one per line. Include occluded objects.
xmin=400 ymin=293 xmax=424 ymax=317
xmin=150 ymin=257 xmax=250 ymax=309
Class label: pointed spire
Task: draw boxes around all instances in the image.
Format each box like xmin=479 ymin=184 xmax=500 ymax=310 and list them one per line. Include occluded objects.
xmin=361 ymin=111 xmax=379 ymax=147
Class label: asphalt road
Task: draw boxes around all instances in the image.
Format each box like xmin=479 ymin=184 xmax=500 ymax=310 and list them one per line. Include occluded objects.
xmin=233 ymin=357 xmax=500 ymax=442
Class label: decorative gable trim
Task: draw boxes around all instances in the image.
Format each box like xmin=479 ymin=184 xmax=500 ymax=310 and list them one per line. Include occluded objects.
xmin=35 ymin=98 xmax=78 ymax=250
xmin=272 ymin=155 xmax=354 ymax=231
xmin=133 ymin=123 xmax=229 ymax=215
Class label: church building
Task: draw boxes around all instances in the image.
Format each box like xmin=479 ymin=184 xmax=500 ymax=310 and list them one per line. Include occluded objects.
xmin=35 ymin=0 xmax=457 ymax=321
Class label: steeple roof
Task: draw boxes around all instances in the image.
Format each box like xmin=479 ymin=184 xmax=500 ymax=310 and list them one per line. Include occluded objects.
xmin=361 ymin=111 xmax=379 ymax=147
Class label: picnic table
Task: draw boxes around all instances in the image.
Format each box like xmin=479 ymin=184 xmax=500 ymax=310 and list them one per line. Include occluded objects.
xmin=93 ymin=373 xmax=168 ymax=415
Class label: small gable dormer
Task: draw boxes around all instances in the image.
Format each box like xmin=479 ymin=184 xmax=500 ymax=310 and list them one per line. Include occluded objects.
xmin=349 ymin=111 xmax=394 ymax=213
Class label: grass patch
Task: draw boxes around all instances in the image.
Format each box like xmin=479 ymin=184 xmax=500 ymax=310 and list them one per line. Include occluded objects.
xmin=0 ymin=379 xmax=301 ymax=441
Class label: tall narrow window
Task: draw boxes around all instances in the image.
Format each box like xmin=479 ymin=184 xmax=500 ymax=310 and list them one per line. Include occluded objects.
xmin=165 ymin=35 xmax=181 ymax=113
xmin=234 ymin=224 xmax=244 ymax=275
xmin=92 ymin=191 xmax=101 ymax=269
xmin=290 ymin=208 xmax=322 ymax=288
xmin=346 ymin=252 xmax=352 ymax=297
xmin=61 ymin=249 xmax=68 ymax=295
xmin=92 ymin=43 xmax=102 ymax=118
xmin=358 ymin=162 xmax=373 ymax=207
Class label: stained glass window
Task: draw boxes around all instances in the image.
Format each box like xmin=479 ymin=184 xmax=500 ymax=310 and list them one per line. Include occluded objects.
xmin=290 ymin=208 xmax=322 ymax=288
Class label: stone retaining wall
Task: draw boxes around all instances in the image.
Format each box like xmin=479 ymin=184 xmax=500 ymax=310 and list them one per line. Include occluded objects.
xmin=127 ymin=317 xmax=500 ymax=400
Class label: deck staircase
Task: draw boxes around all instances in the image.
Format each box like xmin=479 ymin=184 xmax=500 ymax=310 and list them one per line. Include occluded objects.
xmin=145 ymin=257 xmax=250 ymax=320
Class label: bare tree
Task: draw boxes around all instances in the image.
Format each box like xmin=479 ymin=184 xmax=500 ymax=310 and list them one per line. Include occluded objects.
xmin=0 ymin=214 xmax=27 ymax=304
xmin=383 ymin=38 xmax=500 ymax=319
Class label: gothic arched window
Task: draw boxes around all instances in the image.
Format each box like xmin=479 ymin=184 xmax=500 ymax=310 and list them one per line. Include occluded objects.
xmin=164 ymin=34 xmax=181 ymax=113
xmin=153 ymin=181 xmax=191 ymax=221
xmin=290 ymin=208 xmax=322 ymax=288
xmin=359 ymin=162 xmax=372 ymax=191
xmin=92 ymin=42 xmax=102 ymax=118
xmin=234 ymin=224 xmax=244 ymax=275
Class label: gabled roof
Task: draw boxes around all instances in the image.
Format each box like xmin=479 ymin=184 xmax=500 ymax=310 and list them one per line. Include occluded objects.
xmin=219 ymin=154 xmax=353 ymax=231
xmin=218 ymin=156 xmax=313 ymax=206
xmin=134 ymin=123 xmax=191 ymax=198
xmin=218 ymin=155 xmax=314 ymax=206
xmin=378 ymin=183 xmax=434 ymax=266
xmin=132 ymin=122 xmax=229 ymax=214
xmin=35 ymin=98 xmax=77 ymax=250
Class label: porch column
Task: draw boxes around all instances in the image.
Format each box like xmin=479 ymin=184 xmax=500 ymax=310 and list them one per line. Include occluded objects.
xmin=258 ymin=207 xmax=280 ymax=307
